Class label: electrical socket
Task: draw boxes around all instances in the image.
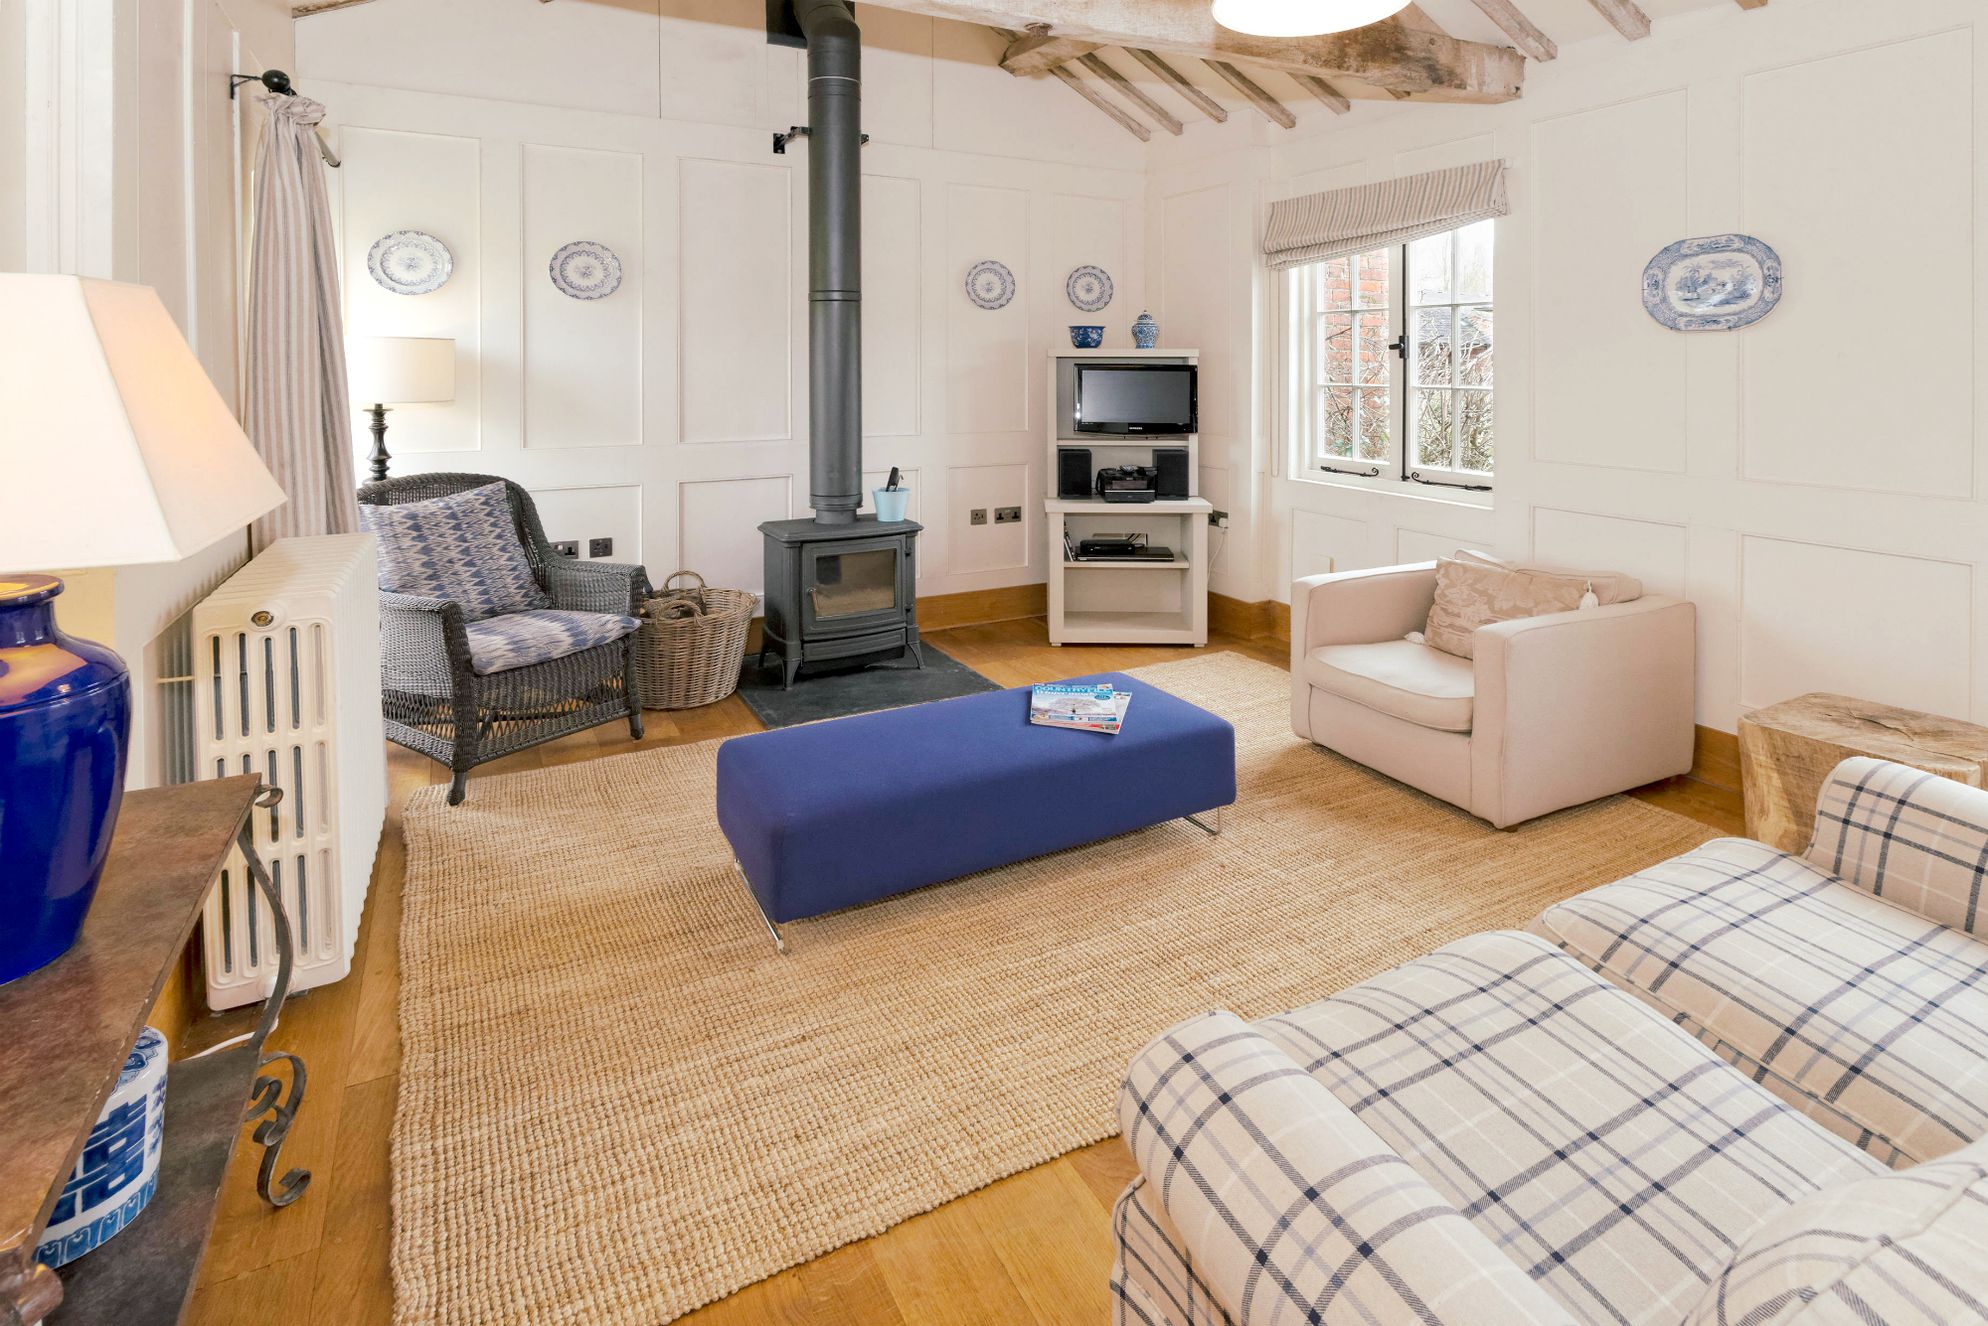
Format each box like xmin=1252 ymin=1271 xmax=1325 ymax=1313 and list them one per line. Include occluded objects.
xmin=1208 ymin=509 xmax=1230 ymax=528
xmin=551 ymin=539 xmax=580 ymax=557
xmin=969 ymin=508 xmax=988 ymax=526
xmin=994 ymin=506 xmax=1021 ymax=525
xmin=589 ymin=537 xmax=614 ymax=558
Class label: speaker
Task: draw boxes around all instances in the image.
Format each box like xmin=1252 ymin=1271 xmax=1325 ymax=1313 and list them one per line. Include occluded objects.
xmin=1057 ymin=447 xmax=1094 ymax=500
xmin=1154 ymin=447 xmax=1190 ymax=500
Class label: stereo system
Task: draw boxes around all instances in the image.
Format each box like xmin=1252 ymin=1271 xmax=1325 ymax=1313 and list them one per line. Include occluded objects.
xmin=1055 ymin=445 xmax=1191 ymax=503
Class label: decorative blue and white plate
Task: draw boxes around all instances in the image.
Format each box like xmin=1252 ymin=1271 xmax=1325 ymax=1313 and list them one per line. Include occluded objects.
xmin=1065 ymin=264 xmax=1113 ymax=312
xmin=1642 ymin=234 xmax=1782 ymax=331
xmin=965 ymin=259 xmax=1016 ymax=310
xmin=550 ymin=240 xmax=623 ymax=300
xmin=367 ymin=230 xmax=453 ymax=296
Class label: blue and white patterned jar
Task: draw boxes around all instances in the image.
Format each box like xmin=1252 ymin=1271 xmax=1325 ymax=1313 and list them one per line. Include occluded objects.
xmin=1132 ymin=311 xmax=1159 ymax=350
xmin=36 ymin=1027 xmax=167 ymax=1269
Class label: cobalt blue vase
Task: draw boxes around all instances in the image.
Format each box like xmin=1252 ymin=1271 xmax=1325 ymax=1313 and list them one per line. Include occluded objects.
xmin=0 ymin=575 xmax=131 ymax=985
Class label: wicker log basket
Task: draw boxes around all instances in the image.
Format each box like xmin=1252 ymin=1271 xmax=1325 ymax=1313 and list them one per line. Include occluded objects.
xmin=632 ymin=571 xmax=757 ymax=710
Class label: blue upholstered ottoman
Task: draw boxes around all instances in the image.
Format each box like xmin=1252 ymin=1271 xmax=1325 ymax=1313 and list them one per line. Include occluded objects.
xmin=715 ymin=672 xmax=1235 ymax=948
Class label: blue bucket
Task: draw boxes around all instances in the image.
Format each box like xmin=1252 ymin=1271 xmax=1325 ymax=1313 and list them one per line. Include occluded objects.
xmin=874 ymin=486 xmax=912 ymax=523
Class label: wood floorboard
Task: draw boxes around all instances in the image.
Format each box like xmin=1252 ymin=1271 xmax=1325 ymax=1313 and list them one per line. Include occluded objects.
xmin=179 ymin=622 xmax=1740 ymax=1326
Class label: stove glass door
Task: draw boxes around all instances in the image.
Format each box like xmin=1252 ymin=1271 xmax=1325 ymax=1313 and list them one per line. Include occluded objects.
xmin=804 ymin=542 xmax=901 ymax=630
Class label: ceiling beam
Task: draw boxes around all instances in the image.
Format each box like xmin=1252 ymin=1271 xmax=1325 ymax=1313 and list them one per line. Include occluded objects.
xmin=1000 ymin=31 xmax=1100 ymax=75
xmin=1465 ymin=0 xmax=1557 ymax=61
xmin=859 ymin=0 xmax=1526 ymax=102
xmin=1078 ymin=52 xmax=1184 ymax=135
xmin=1296 ymin=76 xmax=1352 ymax=114
xmin=291 ymin=0 xmax=375 ymax=14
xmin=1394 ymin=4 xmax=1448 ymax=33
xmin=1584 ymin=0 xmax=1652 ymax=40
xmin=1124 ymin=48 xmax=1229 ymax=123
xmin=1203 ymin=60 xmax=1295 ymax=129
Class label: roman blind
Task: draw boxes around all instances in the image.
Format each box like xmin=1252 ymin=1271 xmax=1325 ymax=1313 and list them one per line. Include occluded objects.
xmin=1262 ymin=159 xmax=1509 ymax=271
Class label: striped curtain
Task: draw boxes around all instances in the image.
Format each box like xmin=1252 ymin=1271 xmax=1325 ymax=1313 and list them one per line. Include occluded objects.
xmin=1263 ymin=160 xmax=1509 ymax=271
xmin=245 ymin=94 xmax=357 ymax=550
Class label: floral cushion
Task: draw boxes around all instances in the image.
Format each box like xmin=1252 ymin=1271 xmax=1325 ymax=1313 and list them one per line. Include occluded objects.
xmin=1422 ymin=549 xmax=1641 ymax=659
xmin=361 ymin=482 xmax=550 ymax=621
xmin=462 ymin=609 xmax=639 ymax=676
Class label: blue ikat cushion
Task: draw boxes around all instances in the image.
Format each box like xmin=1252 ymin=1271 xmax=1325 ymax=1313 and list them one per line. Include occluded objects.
xmin=361 ymin=482 xmax=550 ymax=620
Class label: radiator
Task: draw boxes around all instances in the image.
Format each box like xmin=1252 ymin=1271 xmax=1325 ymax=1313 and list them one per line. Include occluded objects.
xmin=193 ymin=534 xmax=387 ymax=1010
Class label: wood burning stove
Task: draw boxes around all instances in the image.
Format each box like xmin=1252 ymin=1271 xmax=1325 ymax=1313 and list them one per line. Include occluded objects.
xmin=755 ymin=2 xmax=926 ymax=690
xmin=759 ymin=515 xmax=922 ymax=688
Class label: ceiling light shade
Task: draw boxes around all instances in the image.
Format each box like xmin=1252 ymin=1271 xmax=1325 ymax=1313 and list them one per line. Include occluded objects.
xmin=1211 ymin=0 xmax=1411 ymax=37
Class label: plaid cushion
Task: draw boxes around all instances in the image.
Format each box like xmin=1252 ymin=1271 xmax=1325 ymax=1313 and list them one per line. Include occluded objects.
xmin=1534 ymin=836 xmax=1988 ymax=1168
xmin=1807 ymin=756 xmax=1988 ymax=939
xmin=360 ymin=481 xmax=550 ymax=620
xmin=462 ymin=609 xmax=638 ymax=676
xmin=1683 ymin=1136 xmax=1988 ymax=1326
xmin=1116 ymin=1010 xmax=1579 ymax=1326
xmin=1258 ymin=931 xmax=1878 ymax=1324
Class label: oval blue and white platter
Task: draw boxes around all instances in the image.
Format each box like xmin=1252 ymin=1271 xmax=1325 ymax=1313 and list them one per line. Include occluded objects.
xmin=1642 ymin=234 xmax=1782 ymax=331
xmin=550 ymin=240 xmax=623 ymax=300
xmin=368 ymin=230 xmax=453 ymax=296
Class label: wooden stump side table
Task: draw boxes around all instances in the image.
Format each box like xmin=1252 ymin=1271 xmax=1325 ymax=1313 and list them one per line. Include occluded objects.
xmin=1738 ymin=692 xmax=1988 ymax=854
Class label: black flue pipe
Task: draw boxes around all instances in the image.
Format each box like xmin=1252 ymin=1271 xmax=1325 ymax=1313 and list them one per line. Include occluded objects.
xmin=792 ymin=0 xmax=862 ymax=525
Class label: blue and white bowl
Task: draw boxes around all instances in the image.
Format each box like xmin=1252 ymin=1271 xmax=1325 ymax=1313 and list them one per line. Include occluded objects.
xmin=1068 ymin=325 xmax=1104 ymax=349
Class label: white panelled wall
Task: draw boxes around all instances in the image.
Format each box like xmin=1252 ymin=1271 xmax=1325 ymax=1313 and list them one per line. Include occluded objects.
xmin=299 ymin=0 xmax=1147 ymax=602
xmin=1145 ymin=0 xmax=1987 ymax=731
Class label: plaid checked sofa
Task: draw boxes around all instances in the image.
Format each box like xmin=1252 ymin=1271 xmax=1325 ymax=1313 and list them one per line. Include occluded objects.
xmin=1533 ymin=756 xmax=1988 ymax=1170
xmin=1112 ymin=759 xmax=1988 ymax=1325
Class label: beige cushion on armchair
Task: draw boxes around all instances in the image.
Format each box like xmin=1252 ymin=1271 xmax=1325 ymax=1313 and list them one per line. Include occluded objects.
xmin=1424 ymin=549 xmax=1644 ymax=659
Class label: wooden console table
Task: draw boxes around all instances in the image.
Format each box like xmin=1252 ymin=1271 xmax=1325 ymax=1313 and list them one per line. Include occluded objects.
xmin=0 ymin=776 xmax=310 ymax=1326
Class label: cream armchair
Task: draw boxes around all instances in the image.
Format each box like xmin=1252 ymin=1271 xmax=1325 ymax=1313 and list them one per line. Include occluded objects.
xmin=1290 ymin=562 xmax=1695 ymax=828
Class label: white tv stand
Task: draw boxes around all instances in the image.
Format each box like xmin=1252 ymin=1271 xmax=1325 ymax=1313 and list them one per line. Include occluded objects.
xmin=1045 ymin=349 xmax=1209 ymax=646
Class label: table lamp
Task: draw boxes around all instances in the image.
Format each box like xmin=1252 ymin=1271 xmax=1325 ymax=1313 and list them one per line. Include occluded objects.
xmin=347 ymin=336 xmax=455 ymax=483
xmin=0 ymin=275 xmax=286 ymax=985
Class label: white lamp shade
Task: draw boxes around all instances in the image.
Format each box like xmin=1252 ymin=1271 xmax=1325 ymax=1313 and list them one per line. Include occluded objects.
xmin=348 ymin=336 xmax=456 ymax=406
xmin=1211 ymin=0 xmax=1411 ymax=36
xmin=0 ymin=275 xmax=287 ymax=570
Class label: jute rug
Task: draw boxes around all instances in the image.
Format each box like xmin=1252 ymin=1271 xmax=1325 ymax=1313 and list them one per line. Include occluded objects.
xmin=393 ymin=652 xmax=1717 ymax=1325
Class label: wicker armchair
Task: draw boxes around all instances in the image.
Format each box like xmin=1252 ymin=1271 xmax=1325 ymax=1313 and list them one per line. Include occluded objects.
xmin=357 ymin=473 xmax=649 ymax=804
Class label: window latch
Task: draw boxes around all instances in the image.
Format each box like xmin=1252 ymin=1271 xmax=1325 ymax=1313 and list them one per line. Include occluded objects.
xmin=1387 ymin=335 xmax=1408 ymax=362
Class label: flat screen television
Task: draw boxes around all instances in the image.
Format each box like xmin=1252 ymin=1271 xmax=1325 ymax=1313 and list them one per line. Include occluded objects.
xmin=1073 ymin=363 xmax=1198 ymax=435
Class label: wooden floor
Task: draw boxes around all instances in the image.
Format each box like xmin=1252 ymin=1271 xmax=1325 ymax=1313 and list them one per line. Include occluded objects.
xmin=183 ymin=617 xmax=1741 ymax=1326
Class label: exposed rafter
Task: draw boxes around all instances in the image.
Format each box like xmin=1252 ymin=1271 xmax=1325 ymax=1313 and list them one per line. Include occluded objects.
xmin=1203 ymin=60 xmax=1295 ymax=129
xmin=863 ymin=0 xmax=1526 ymax=102
xmin=996 ymin=29 xmax=1149 ymax=140
xmin=1465 ymin=0 xmax=1557 ymax=61
xmin=1585 ymin=0 xmax=1652 ymax=40
xmin=1124 ymin=48 xmax=1228 ymax=123
xmin=1078 ymin=52 xmax=1184 ymax=135
xmin=1297 ymin=76 xmax=1352 ymax=114
xmin=1049 ymin=64 xmax=1151 ymax=139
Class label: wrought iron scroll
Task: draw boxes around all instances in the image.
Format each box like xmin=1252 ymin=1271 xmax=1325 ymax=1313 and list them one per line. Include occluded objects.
xmin=236 ymin=788 xmax=312 ymax=1209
